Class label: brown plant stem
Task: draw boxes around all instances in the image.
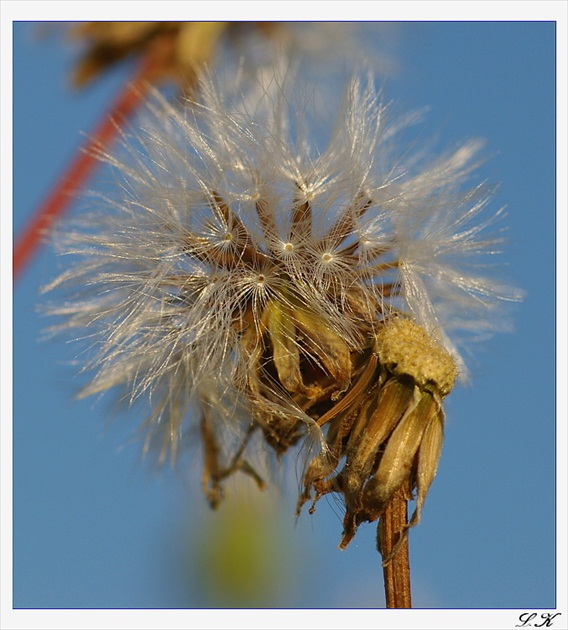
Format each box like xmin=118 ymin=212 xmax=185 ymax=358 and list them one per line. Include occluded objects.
xmin=378 ymin=488 xmax=412 ymax=608
xmin=13 ymin=61 xmax=151 ymax=281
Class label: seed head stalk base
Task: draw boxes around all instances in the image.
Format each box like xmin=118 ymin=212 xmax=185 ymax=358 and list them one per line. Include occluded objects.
xmin=378 ymin=489 xmax=412 ymax=608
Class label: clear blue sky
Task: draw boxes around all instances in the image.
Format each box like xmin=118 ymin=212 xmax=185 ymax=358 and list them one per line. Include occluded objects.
xmin=8 ymin=16 xmax=560 ymax=626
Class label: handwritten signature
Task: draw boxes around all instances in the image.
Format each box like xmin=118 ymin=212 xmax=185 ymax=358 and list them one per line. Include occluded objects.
xmin=516 ymin=612 xmax=562 ymax=628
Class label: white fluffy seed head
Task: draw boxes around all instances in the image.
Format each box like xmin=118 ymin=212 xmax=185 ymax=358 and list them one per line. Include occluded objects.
xmin=44 ymin=69 xmax=521 ymax=457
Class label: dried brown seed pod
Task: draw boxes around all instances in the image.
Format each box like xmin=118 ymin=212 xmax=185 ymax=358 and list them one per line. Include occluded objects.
xmin=297 ymin=317 xmax=457 ymax=550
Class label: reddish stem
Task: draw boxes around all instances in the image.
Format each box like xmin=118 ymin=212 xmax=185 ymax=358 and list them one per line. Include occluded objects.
xmin=13 ymin=65 xmax=149 ymax=281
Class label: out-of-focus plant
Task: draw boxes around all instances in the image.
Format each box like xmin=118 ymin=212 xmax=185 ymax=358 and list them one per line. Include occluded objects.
xmin=184 ymin=488 xmax=296 ymax=607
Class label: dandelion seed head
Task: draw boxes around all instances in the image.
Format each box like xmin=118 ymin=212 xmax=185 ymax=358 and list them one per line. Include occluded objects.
xmin=45 ymin=68 xmax=521 ymax=503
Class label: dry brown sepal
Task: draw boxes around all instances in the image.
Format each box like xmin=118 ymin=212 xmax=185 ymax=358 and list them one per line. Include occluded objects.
xmin=196 ymin=289 xmax=359 ymax=503
xmin=240 ymin=296 xmax=354 ymax=455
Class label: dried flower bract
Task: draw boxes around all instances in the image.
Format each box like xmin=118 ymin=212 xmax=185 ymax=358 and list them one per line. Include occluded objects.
xmin=44 ymin=70 xmax=521 ymax=543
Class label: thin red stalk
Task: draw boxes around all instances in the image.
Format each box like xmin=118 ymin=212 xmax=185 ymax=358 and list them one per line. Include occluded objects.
xmin=13 ymin=64 xmax=150 ymax=281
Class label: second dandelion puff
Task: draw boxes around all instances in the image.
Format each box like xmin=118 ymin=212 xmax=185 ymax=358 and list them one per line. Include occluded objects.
xmin=44 ymin=70 xmax=520 ymax=547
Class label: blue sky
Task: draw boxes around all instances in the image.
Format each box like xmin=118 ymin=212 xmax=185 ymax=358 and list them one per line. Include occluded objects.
xmin=5 ymin=9 xmax=564 ymax=630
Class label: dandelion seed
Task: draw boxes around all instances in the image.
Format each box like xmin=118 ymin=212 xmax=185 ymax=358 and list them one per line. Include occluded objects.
xmin=44 ymin=70 xmax=521 ymax=562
